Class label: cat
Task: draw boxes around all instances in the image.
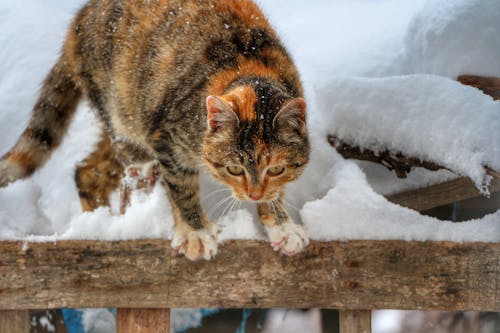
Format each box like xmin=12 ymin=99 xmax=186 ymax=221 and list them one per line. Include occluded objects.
xmin=0 ymin=0 xmax=310 ymax=260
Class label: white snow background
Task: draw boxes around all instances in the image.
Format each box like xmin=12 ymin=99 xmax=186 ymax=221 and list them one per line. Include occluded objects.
xmin=0 ymin=0 xmax=498 ymax=243
xmin=1 ymin=1 xmax=499 ymax=332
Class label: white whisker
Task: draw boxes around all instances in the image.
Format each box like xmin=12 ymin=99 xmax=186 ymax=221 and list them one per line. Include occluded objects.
xmin=283 ymin=198 xmax=300 ymax=212
xmin=227 ymin=198 xmax=240 ymax=217
xmin=208 ymin=195 xmax=233 ymax=218
xmin=201 ymin=188 xmax=231 ymax=203
xmin=221 ymin=197 xmax=237 ymax=218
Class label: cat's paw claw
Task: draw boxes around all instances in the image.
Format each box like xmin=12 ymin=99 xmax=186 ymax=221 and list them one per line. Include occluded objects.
xmin=172 ymin=224 xmax=220 ymax=261
xmin=266 ymin=223 xmax=309 ymax=256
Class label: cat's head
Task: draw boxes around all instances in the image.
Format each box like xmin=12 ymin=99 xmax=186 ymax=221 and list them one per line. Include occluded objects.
xmin=202 ymin=81 xmax=309 ymax=202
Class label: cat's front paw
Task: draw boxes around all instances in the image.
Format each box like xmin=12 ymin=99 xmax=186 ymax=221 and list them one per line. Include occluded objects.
xmin=265 ymin=222 xmax=309 ymax=256
xmin=0 ymin=159 xmax=25 ymax=188
xmin=172 ymin=223 xmax=221 ymax=261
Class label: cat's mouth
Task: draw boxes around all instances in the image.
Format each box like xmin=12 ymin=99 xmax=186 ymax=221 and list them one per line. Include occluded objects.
xmin=232 ymin=191 xmax=279 ymax=203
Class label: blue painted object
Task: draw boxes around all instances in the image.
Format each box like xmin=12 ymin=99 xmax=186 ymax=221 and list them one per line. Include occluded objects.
xmin=235 ymin=309 xmax=253 ymax=333
xmin=61 ymin=309 xmax=84 ymax=333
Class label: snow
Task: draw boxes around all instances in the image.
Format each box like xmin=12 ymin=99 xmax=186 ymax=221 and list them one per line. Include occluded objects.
xmin=399 ymin=0 xmax=500 ymax=78
xmin=260 ymin=309 xmax=322 ymax=333
xmin=82 ymin=309 xmax=116 ymax=333
xmin=38 ymin=314 xmax=56 ymax=333
xmin=0 ymin=0 xmax=498 ymax=243
xmin=1 ymin=0 xmax=499 ymax=332
xmin=372 ymin=310 xmax=407 ymax=333
xmin=314 ymin=75 xmax=500 ymax=193
xmin=301 ymin=160 xmax=500 ymax=242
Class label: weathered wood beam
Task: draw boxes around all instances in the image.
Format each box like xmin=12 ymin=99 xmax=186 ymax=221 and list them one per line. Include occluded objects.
xmin=116 ymin=308 xmax=170 ymax=333
xmin=339 ymin=310 xmax=371 ymax=333
xmin=328 ymin=74 xmax=500 ymax=204
xmin=0 ymin=310 xmax=30 ymax=333
xmin=327 ymin=135 xmax=499 ymax=184
xmin=457 ymin=75 xmax=500 ymax=101
xmin=327 ymin=134 xmax=444 ymax=179
xmin=387 ymin=176 xmax=500 ymax=212
xmin=0 ymin=240 xmax=498 ymax=311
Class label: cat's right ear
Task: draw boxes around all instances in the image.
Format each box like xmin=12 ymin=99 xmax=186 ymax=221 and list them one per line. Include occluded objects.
xmin=206 ymin=96 xmax=239 ymax=131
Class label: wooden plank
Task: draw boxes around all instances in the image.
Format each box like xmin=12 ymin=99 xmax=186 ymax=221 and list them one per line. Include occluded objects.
xmin=339 ymin=310 xmax=371 ymax=333
xmin=0 ymin=240 xmax=498 ymax=311
xmin=387 ymin=177 xmax=500 ymax=212
xmin=0 ymin=310 xmax=30 ymax=333
xmin=116 ymin=308 xmax=170 ymax=333
xmin=457 ymin=75 xmax=500 ymax=100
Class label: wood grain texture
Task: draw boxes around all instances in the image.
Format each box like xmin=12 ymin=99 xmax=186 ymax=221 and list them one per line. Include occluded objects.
xmin=0 ymin=240 xmax=498 ymax=311
xmin=458 ymin=75 xmax=500 ymax=100
xmin=327 ymin=134 xmax=443 ymax=178
xmin=387 ymin=177 xmax=500 ymax=212
xmin=339 ymin=310 xmax=371 ymax=333
xmin=0 ymin=310 xmax=29 ymax=333
xmin=116 ymin=308 xmax=170 ymax=333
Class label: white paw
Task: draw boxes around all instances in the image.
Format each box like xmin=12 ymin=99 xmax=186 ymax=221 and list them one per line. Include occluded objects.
xmin=265 ymin=222 xmax=309 ymax=256
xmin=0 ymin=159 xmax=25 ymax=188
xmin=172 ymin=223 xmax=221 ymax=261
xmin=123 ymin=161 xmax=161 ymax=188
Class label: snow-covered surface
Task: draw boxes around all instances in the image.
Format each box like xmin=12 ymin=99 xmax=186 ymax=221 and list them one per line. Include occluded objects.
xmin=1 ymin=1 xmax=499 ymax=244
xmin=315 ymin=75 xmax=500 ymax=192
xmin=261 ymin=309 xmax=322 ymax=333
xmin=1 ymin=1 xmax=499 ymax=332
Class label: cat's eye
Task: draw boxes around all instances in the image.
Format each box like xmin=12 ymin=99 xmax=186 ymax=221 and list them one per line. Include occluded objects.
xmin=267 ymin=165 xmax=285 ymax=176
xmin=227 ymin=165 xmax=245 ymax=176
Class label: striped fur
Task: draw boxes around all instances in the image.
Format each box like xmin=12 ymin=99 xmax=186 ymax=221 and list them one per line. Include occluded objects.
xmin=0 ymin=0 xmax=310 ymax=260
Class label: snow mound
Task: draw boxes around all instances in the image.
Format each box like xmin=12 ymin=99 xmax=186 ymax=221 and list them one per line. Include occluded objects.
xmin=400 ymin=0 xmax=500 ymax=77
xmin=301 ymin=160 xmax=500 ymax=242
xmin=0 ymin=180 xmax=52 ymax=239
xmin=315 ymin=74 xmax=500 ymax=192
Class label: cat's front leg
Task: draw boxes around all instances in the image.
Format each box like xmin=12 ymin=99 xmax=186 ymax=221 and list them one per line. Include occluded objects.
xmin=257 ymin=196 xmax=309 ymax=256
xmin=160 ymin=164 xmax=220 ymax=261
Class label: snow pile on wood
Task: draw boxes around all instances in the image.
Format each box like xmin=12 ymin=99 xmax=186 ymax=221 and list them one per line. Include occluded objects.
xmin=0 ymin=0 xmax=499 ymax=245
xmin=315 ymin=75 xmax=500 ymax=192
xmin=300 ymin=161 xmax=500 ymax=242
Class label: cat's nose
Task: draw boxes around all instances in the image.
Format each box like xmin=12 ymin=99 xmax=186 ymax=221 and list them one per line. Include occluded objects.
xmin=248 ymin=192 xmax=263 ymax=201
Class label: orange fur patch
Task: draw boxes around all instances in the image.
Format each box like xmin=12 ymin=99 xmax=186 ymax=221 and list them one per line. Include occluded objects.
xmin=6 ymin=151 xmax=36 ymax=173
xmin=221 ymin=86 xmax=258 ymax=122
xmin=207 ymin=59 xmax=281 ymax=96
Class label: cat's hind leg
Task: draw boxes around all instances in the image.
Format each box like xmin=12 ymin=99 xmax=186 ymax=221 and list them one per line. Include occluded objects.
xmin=75 ymin=132 xmax=123 ymax=212
xmin=257 ymin=195 xmax=309 ymax=256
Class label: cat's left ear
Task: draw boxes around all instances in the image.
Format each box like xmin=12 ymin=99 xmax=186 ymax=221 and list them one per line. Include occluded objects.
xmin=273 ymin=98 xmax=307 ymax=134
xmin=206 ymin=96 xmax=240 ymax=131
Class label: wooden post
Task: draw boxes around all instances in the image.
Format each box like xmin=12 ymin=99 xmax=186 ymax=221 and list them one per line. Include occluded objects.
xmin=116 ymin=308 xmax=170 ymax=333
xmin=0 ymin=310 xmax=30 ymax=333
xmin=339 ymin=310 xmax=371 ymax=333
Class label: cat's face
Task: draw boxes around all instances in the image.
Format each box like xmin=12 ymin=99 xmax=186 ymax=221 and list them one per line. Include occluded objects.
xmin=202 ymin=83 xmax=309 ymax=203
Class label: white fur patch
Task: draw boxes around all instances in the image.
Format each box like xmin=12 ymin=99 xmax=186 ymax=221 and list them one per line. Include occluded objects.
xmin=265 ymin=222 xmax=309 ymax=256
xmin=172 ymin=223 xmax=221 ymax=261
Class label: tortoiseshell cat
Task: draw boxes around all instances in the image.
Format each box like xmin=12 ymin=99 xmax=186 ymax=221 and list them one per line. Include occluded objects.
xmin=0 ymin=0 xmax=310 ymax=260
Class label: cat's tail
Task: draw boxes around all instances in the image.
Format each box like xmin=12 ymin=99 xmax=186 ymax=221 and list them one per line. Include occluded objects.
xmin=0 ymin=56 xmax=82 ymax=187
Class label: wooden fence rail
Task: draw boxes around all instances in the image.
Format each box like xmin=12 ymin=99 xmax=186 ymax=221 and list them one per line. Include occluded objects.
xmin=0 ymin=239 xmax=498 ymax=311
xmin=0 ymin=173 xmax=498 ymax=332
